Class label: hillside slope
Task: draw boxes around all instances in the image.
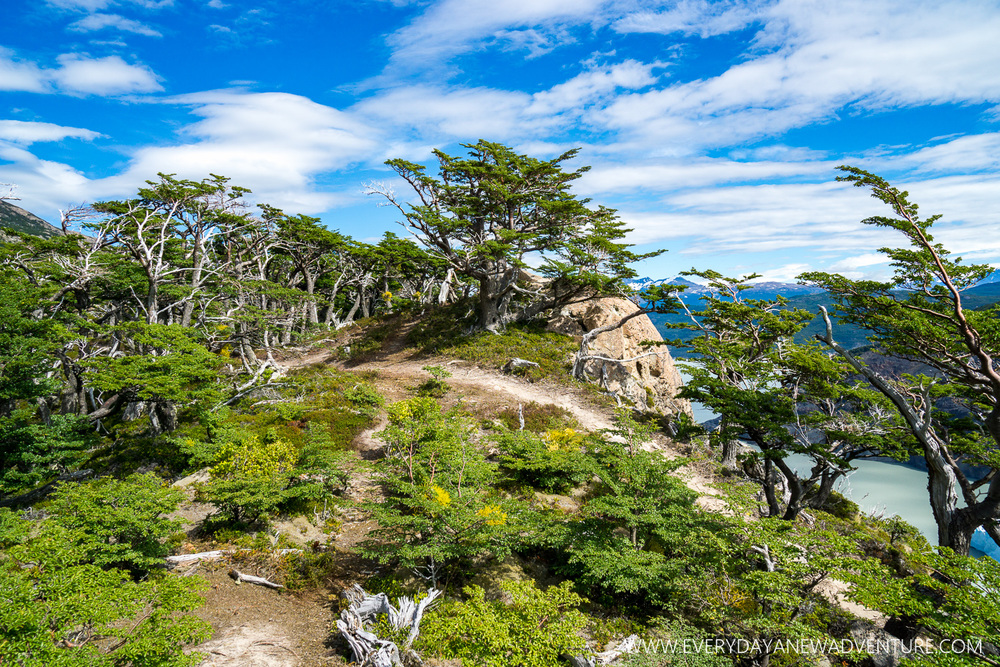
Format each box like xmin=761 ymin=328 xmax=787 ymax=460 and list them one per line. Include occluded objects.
xmin=0 ymin=200 xmax=62 ymax=238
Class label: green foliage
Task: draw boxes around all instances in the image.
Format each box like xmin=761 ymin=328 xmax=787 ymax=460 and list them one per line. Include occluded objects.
xmin=492 ymin=401 xmax=577 ymax=433
xmin=548 ymin=411 xmax=725 ymax=606
xmin=359 ymin=398 xmax=530 ymax=585
xmin=418 ymin=365 xmax=452 ymax=397
xmin=385 ymin=141 xmax=661 ymax=331
xmin=48 ymin=472 xmax=184 ymax=573
xmin=0 ymin=275 xmax=66 ymax=403
xmin=83 ymin=322 xmax=223 ymax=409
xmin=670 ymin=270 xmax=884 ymax=521
xmin=495 ymin=428 xmax=594 ymax=493
xmin=847 ymin=547 xmax=1000 ymax=665
xmin=411 ymin=308 xmax=577 ymax=381
xmin=198 ymin=433 xmax=326 ymax=524
xmin=0 ymin=412 xmax=93 ymax=497
xmin=417 ymin=580 xmax=588 ymax=667
xmin=0 ymin=508 xmax=210 ymax=666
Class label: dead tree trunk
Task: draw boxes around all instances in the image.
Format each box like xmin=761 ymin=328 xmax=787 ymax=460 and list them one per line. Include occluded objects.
xmin=336 ymin=584 xmax=441 ymax=667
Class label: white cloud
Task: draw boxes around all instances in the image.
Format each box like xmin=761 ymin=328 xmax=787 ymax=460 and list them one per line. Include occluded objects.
xmin=207 ymin=0 xmax=227 ymax=7
xmin=613 ymin=0 xmax=768 ymax=37
xmin=614 ymin=169 xmax=1000 ymax=267
xmin=529 ymin=59 xmax=662 ymax=117
xmin=0 ymin=48 xmax=47 ymax=92
xmin=51 ymin=54 xmax=162 ymax=95
xmin=68 ymin=13 xmax=162 ymax=37
xmin=0 ymin=144 xmax=99 ymax=217
xmin=355 ymin=85 xmax=536 ymax=142
xmin=0 ymin=120 xmax=102 ymax=144
xmin=577 ymin=157 xmax=830 ymax=194
xmin=747 ymin=262 xmax=813 ymax=283
xmin=0 ymin=48 xmax=162 ymax=96
xmin=599 ymin=0 xmax=1000 ymax=149
xmin=112 ymin=90 xmax=379 ymax=213
xmin=383 ymin=0 xmax=606 ymax=69
xmin=46 ymin=0 xmax=174 ymax=9
xmin=898 ymin=133 xmax=1000 ymax=175
xmin=828 ymin=253 xmax=887 ymax=272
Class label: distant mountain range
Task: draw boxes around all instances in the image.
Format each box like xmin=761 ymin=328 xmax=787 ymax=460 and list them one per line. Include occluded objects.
xmin=630 ymin=273 xmax=1000 ymax=353
xmin=0 ymin=201 xmax=62 ymax=238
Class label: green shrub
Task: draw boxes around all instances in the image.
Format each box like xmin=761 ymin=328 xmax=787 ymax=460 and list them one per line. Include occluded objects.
xmin=359 ymin=399 xmax=532 ymax=587
xmin=0 ymin=509 xmax=210 ymax=666
xmin=417 ymin=580 xmax=588 ymax=667
xmin=493 ymin=402 xmax=578 ymax=433
xmin=0 ymin=412 xmax=93 ymax=497
xmin=417 ymin=365 xmax=452 ymax=397
xmin=409 ymin=305 xmax=577 ymax=382
xmin=48 ymin=472 xmax=184 ymax=573
xmin=496 ymin=429 xmax=594 ymax=493
xmin=197 ymin=433 xmax=326 ymax=524
xmin=820 ymin=490 xmax=859 ymax=520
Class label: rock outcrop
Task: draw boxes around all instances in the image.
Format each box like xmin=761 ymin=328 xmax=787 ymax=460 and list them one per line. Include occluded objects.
xmin=547 ymin=297 xmax=691 ymax=420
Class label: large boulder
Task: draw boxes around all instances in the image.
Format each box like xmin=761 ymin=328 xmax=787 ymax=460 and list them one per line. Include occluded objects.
xmin=547 ymin=297 xmax=691 ymax=419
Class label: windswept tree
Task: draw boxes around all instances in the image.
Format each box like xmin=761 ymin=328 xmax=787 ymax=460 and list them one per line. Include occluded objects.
xmin=373 ymin=140 xmax=658 ymax=331
xmin=803 ymin=166 xmax=1000 ymax=555
xmin=673 ymin=271 xmax=890 ymax=521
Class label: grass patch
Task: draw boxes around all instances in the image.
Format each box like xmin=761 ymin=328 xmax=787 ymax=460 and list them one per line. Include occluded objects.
xmin=409 ymin=303 xmax=577 ymax=382
xmin=493 ymin=402 xmax=579 ymax=433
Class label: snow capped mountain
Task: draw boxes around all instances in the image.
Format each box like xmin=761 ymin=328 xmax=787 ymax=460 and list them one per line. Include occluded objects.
xmin=626 ymin=276 xmax=824 ymax=300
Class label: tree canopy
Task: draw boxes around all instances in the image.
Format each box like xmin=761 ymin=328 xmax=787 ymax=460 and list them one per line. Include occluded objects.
xmin=376 ymin=140 xmax=660 ymax=331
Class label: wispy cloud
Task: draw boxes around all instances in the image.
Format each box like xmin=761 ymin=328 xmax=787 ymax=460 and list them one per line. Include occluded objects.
xmin=613 ymin=0 xmax=769 ymax=37
xmin=601 ymin=0 xmax=1000 ymax=149
xmin=0 ymin=120 xmax=102 ymax=144
xmin=113 ymin=90 xmax=380 ymax=213
xmin=382 ymin=0 xmax=605 ymax=73
xmin=68 ymin=12 xmax=162 ymax=37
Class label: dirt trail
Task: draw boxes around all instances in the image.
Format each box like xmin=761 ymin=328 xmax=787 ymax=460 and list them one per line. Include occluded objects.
xmin=285 ymin=328 xmax=726 ymax=510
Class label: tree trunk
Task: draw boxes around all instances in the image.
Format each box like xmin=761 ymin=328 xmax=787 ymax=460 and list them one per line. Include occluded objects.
xmin=479 ymin=274 xmax=507 ymax=332
xmin=438 ymin=268 xmax=455 ymax=305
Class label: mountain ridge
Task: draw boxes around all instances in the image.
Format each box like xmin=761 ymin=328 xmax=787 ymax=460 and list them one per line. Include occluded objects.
xmin=0 ymin=200 xmax=63 ymax=238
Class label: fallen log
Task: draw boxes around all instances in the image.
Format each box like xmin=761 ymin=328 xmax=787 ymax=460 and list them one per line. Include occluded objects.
xmin=165 ymin=548 xmax=302 ymax=568
xmin=228 ymin=569 xmax=284 ymax=589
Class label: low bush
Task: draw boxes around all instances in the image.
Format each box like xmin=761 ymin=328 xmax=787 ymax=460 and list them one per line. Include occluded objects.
xmin=0 ymin=508 xmax=210 ymax=666
xmin=496 ymin=429 xmax=594 ymax=493
xmin=197 ymin=433 xmax=328 ymax=525
xmin=417 ymin=580 xmax=588 ymax=667
xmin=48 ymin=472 xmax=184 ymax=574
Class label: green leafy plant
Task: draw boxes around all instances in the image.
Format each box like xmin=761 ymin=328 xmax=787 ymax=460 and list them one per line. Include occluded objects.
xmin=549 ymin=411 xmax=726 ymax=606
xmin=0 ymin=508 xmax=210 ymax=666
xmin=359 ymin=398 xmax=531 ymax=587
xmin=418 ymin=365 xmax=452 ymax=397
xmin=496 ymin=428 xmax=594 ymax=493
xmin=198 ymin=433 xmax=326 ymax=524
xmin=48 ymin=472 xmax=185 ymax=573
xmin=417 ymin=580 xmax=588 ymax=667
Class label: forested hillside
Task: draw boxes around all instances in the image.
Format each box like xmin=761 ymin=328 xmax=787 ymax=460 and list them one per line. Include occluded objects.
xmin=1 ymin=151 xmax=999 ymax=667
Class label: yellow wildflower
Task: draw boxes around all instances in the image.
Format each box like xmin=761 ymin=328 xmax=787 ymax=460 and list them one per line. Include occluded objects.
xmin=543 ymin=428 xmax=582 ymax=452
xmin=429 ymin=484 xmax=451 ymax=507
xmin=476 ymin=505 xmax=508 ymax=527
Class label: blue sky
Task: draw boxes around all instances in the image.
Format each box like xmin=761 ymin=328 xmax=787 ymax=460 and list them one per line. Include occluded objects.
xmin=3 ymin=0 xmax=1000 ymax=282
